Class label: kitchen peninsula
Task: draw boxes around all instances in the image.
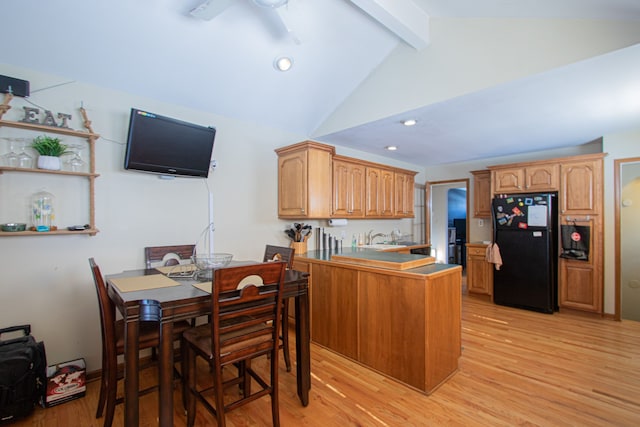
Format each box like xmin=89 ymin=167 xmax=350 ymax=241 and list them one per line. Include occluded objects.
xmin=292 ymin=248 xmax=462 ymax=394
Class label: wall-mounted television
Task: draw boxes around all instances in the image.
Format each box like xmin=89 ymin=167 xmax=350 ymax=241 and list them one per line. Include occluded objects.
xmin=124 ymin=108 xmax=216 ymax=178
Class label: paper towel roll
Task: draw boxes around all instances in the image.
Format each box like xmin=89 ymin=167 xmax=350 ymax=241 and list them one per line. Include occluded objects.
xmin=328 ymin=218 xmax=348 ymax=227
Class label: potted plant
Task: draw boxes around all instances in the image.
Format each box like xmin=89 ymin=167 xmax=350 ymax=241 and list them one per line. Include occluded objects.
xmin=31 ymin=135 xmax=69 ymax=170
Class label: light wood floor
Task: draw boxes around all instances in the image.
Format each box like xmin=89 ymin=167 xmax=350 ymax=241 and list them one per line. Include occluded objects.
xmin=13 ymin=287 xmax=640 ymax=426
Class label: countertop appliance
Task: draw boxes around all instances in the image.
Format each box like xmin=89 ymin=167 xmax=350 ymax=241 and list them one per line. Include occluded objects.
xmin=491 ymin=193 xmax=558 ymax=313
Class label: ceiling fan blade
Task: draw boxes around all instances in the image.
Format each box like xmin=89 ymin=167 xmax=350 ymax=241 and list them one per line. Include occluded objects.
xmin=275 ymin=0 xmax=302 ymax=44
xmin=190 ymin=0 xmax=236 ymax=21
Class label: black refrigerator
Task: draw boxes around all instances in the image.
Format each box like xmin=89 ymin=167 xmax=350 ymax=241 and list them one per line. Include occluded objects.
xmin=491 ymin=193 xmax=558 ymax=314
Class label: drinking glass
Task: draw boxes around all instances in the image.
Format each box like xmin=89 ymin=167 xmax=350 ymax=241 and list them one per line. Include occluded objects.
xmin=64 ymin=144 xmax=85 ymax=172
xmin=1 ymin=137 xmax=19 ymax=167
xmin=16 ymin=138 xmax=33 ymax=168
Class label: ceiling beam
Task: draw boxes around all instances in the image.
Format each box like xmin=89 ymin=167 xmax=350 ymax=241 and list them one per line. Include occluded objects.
xmin=349 ymin=0 xmax=430 ymax=50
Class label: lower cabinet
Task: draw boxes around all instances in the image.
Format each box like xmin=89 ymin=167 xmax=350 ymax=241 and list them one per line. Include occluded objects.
xmin=466 ymin=243 xmax=493 ymax=296
xmin=302 ymin=257 xmax=462 ymax=394
xmin=309 ymin=263 xmax=358 ymax=359
xmin=558 ymin=215 xmax=603 ymax=313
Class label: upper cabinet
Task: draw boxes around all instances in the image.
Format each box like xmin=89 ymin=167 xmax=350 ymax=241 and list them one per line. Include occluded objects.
xmin=560 ymin=158 xmax=602 ymax=215
xmin=275 ymin=141 xmax=334 ymax=219
xmin=492 ymin=163 xmax=558 ymax=194
xmin=333 ymin=156 xmax=365 ymax=218
xmin=394 ymin=171 xmax=415 ymax=217
xmin=365 ymin=167 xmax=394 ymax=217
xmin=492 ymin=167 xmax=524 ymax=193
xmin=276 ymin=141 xmax=417 ymax=219
xmin=526 ymin=164 xmax=559 ymax=192
xmin=470 ymin=170 xmax=491 ymax=218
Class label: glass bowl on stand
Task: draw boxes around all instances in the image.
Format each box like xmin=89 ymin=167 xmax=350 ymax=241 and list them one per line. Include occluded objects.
xmin=192 ymin=253 xmax=233 ymax=280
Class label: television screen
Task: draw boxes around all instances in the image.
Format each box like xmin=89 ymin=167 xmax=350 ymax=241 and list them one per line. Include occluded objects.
xmin=124 ymin=108 xmax=216 ymax=178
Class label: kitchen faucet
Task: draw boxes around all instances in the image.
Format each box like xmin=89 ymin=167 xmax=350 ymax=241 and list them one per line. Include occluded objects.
xmin=366 ymin=230 xmax=386 ymax=245
xmin=365 ymin=229 xmax=374 ymax=245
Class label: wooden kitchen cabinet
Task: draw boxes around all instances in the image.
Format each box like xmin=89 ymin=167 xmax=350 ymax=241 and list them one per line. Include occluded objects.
xmin=275 ymin=141 xmax=334 ymax=219
xmin=559 ymin=257 xmax=601 ymax=312
xmin=276 ymin=140 xmax=417 ymax=219
xmin=309 ymin=263 xmax=358 ymax=359
xmin=560 ymin=157 xmax=602 ymax=215
xmin=466 ymin=243 xmax=493 ymax=296
xmin=492 ymin=167 xmax=524 ymax=193
xmin=332 ymin=156 xmax=365 ymax=217
xmin=558 ymin=155 xmax=604 ymax=313
xmin=297 ymin=252 xmax=462 ymax=394
xmin=380 ymin=168 xmax=395 ymax=216
xmin=558 ymin=205 xmax=603 ymax=313
xmin=526 ymin=164 xmax=559 ymax=192
xmin=492 ymin=164 xmax=558 ymax=194
xmin=365 ymin=167 xmax=394 ymax=217
xmin=394 ymin=171 xmax=415 ymax=217
xmin=471 ymin=170 xmax=491 ymax=217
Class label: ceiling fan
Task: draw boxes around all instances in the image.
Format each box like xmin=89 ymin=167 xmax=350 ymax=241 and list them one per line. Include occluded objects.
xmin=190 ymin=0 xmax=302 ymax=44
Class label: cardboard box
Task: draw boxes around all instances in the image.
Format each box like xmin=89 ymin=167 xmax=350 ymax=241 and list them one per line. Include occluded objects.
xmin=45 ymin=358 xmax=86 ymax=407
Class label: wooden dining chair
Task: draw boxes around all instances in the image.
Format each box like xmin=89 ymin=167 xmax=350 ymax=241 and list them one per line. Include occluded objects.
xmin=263 ymin=245 xmax=294 ymax=372
xmin=145 ymin=244 xmax=202 ymax=332
xmin=144 ymin=244 xmax=196 ymax=269
xmin=182 ymin=262 xmax=286 ymax=427
xmin=89 ymin=258 xmax=191 ymax=427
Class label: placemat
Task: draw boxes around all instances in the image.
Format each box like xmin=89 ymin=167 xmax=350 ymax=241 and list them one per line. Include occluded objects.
xmin=111 ymin=274 xmax=181 ymax=293
xmin=193 ymin=282 xmax=212 ymax=294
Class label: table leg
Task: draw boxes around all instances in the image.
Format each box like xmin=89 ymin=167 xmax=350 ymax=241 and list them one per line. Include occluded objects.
xmin=159 ymin=320 xmax=174 ymax=427
xmin=295 ymin=292 xmax=310 ymax=406
xmin=124 ymin=319 xmax=140 ymax=426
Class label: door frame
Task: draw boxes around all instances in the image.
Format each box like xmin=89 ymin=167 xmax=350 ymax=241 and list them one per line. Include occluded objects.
xmin=614 ymin=157 xmax=640 ymax=320
xmin=425 ymin=179 xmax=470 ymax=260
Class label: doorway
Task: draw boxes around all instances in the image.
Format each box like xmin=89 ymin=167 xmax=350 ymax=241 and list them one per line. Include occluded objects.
xmin=615 ymin=158 xmax=640 ymax=321
xmin=427 ymin=179 xmax=469 ymax=266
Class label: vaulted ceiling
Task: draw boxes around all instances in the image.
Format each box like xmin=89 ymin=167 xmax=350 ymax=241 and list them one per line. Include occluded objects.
xmin=3 ymin=0 xmax=640 ymax=166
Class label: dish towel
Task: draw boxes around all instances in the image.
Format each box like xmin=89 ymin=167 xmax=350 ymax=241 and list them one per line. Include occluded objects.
xmin=485 ymin=242 xmax=503 ymax=271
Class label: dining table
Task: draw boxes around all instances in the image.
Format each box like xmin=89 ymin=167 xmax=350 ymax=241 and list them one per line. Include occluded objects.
xmin=106 ymin=261 xmax=310 ymax=427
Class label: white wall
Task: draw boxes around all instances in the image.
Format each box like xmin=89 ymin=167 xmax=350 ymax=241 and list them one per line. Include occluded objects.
xmin=0 ymin=64 xmax=421 ymax=372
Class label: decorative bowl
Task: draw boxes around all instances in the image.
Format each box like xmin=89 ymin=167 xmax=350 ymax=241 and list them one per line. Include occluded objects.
xmin=192 ymin=253 xmax=233 ymax=280
xmin=1 ymin=223 xmax=27 ymax=232
xmin=192 ymin=253 xmax=233 ymax=269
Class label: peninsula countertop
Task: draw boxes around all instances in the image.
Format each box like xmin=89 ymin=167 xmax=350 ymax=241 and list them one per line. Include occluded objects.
xmin=295 ymin=247 xmax=458 ymax=276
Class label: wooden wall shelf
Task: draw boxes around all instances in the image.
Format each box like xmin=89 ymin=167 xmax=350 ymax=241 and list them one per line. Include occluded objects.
xmin=0 ymin=93 xmax=100 ymax=237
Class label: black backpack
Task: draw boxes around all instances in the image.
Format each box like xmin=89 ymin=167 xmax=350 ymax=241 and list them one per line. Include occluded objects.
xmin=0 ymin=325 xmax=47 ymax=424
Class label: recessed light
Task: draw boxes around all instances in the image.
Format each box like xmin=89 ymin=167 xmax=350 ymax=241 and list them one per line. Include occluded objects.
xmin=385 ymin=146 xmax=398 ymax=151
xmin=274 ymin=56 xmax=293 ymax=72
xmin=402 ymin=119 xmax=417 ymax=126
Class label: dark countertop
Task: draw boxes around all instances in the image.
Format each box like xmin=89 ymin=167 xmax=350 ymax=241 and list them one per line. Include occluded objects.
xmin=296 ymin=248 xmax=460 ymax=276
